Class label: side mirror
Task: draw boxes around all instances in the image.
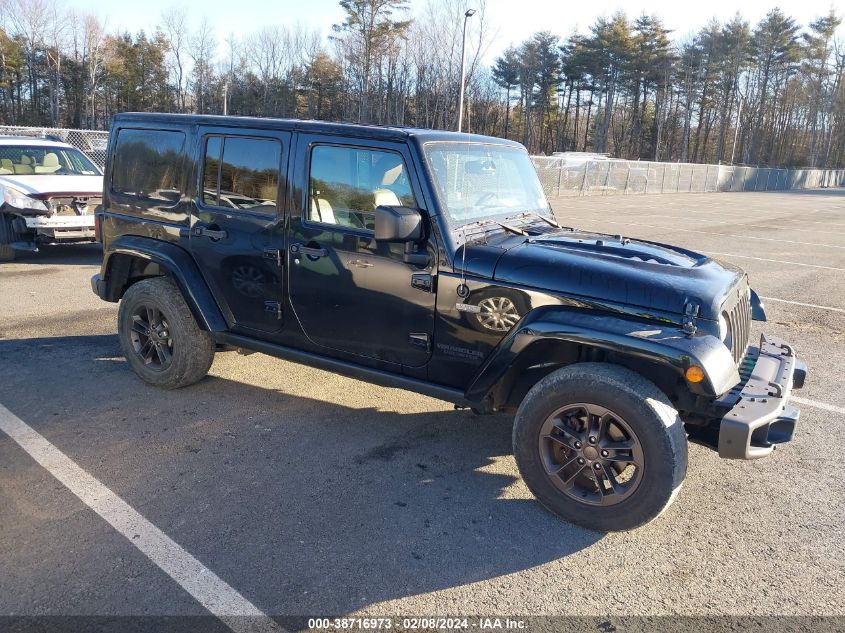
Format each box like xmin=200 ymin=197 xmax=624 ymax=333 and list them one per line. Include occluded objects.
xmin=375 ymin=205 xmax=423 ymax=243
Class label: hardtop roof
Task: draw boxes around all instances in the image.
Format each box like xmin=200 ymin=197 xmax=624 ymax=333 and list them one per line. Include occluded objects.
xmin=113 ymin=112 xmax=525 ymax=149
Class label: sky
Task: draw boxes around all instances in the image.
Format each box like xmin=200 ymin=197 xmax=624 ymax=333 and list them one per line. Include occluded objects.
xmin=68 ymin=0 xmax=843 ymax=62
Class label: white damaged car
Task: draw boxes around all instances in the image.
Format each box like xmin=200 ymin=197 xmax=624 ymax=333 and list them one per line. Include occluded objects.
xmin=0 ymin=136 xmax=103 ymax=261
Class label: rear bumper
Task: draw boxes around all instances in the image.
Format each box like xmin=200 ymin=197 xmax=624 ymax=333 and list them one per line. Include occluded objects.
xmin=718 ymin=334 xmax=806 ymax=459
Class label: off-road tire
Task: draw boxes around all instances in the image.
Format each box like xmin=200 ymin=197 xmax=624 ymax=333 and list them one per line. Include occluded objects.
xmin=0 ymin=212 xmax=17 ymax=262
xmin=118 ymin=277 xmax=215 ymax=389
xmin=513 ymin=363 xmax=688 ymax=532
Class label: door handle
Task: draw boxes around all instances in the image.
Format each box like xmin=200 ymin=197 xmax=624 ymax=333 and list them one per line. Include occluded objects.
xmin=193 ymin=224 xmax=228 ymax=240
xmin=291 ymin=243 xmax=328 ymax=258
xmin=349 ymin=259 xmax=373 ymax=268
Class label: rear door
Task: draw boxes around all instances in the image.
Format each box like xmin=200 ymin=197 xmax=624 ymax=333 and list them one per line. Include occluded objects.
xmin=287 ymin=135 xmax=436 ymax=367
xmin=190 ymin=127 xmax=291 ymax=334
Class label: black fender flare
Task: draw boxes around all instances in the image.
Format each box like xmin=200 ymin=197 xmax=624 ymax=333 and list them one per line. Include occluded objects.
xmin=464 ymin=306 xmax=739 ymax=405
xmin=101 ymin=234 xmax=228 ymax=332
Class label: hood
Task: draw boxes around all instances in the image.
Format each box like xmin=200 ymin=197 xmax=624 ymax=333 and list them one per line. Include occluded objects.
xmin=477 ymin=230 xmax=744 ymax=320
xmin=0 ymin=174 xmax=103 ymax=197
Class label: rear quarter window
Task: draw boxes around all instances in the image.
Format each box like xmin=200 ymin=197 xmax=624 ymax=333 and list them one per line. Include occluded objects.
xmin=110 ymin=128 xmax=187 ymax=211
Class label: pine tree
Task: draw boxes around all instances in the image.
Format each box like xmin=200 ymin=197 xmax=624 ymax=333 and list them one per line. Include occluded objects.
xmin=749 ymin=9 xmax=800 ymax=164
xmin=492 ymin=46 xmax=519 ymax=138
xmin=584 ymin=13 xmax=634 ymax=154
xmin=802 ymin=9 xmax=842 ymax=166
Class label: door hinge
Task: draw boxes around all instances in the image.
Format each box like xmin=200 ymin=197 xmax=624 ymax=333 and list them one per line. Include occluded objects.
xmin=264 ymin=301 xmax=283 ymax=320
xmin=411 ymin=272 xmax=434 ymax=293
xmin=408 ymin=332 xmax=430 ymax=350
xmin=263 ymin=248 xmax=283 ymax=267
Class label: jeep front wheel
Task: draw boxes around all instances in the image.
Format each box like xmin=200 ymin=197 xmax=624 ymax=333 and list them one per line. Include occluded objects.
xmin=512 ymin=363 xmax=688 ymax=532
xmin=118 ymin=277 xmax=215 ymax=389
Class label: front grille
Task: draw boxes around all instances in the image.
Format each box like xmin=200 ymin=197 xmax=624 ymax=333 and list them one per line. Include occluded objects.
xmin=48 ymin=196 xmax=102 ymax=216
xmin=724 ymin=286 xmax=752 ymax=364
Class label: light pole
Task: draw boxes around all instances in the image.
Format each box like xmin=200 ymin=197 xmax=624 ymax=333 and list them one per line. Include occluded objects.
xmin=457 ymin=8 xmax=476 ymax=133
xmin=730 ymin=92 xmax=742 ymax=165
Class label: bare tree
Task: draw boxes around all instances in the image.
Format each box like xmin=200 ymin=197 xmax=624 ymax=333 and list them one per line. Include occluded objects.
xmin=189 ymin=17 xmax=216 ymax=113
xmin=333 ymin=0 xmax=411 ymax=122
xmin=83 ymin=15 xmax=109 ymax=128
xmin=3 ymin=0 xmax=52 ymax=119
xmin=0 ymin=0 xmax=842 ymax=171
xmin=161 ymin=7 xmax=189 ymax=113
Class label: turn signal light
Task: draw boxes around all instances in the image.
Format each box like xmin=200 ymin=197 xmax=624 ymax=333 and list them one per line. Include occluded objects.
xmin=685 ymin=366 xmax=705 ymax=383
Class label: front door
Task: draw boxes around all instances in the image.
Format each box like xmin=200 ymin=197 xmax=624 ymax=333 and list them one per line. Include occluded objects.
xmin=287 ymin=136 xmax=436 ymax=367
xmin=190 ymin=127 xmax=291 ymax=334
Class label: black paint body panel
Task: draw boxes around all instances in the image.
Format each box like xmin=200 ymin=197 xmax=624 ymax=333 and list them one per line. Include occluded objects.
xmin=95 ymin=113 xmax=785 ymax=430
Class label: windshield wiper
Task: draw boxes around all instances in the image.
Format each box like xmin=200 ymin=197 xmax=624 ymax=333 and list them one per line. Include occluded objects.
xmin=507 ymin=211 xmax=562 ymax=229
xmin=462 ymin=218 xmax=529 ymax=236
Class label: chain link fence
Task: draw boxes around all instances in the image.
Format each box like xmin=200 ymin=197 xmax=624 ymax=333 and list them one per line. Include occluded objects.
xmin=531 ymin=156 xmax=845 ymax=197
xmin=2 ymin=126 xmax=843 ymax=195
xmin=0 ymin=125 xmax=109 ymax=168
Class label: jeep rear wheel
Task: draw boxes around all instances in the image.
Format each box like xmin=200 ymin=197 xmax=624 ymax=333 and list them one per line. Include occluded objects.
xmin=513 ymin=363 xmax=687 ymax=532
xmin=118 ymin=277 xmax=215 ymax=389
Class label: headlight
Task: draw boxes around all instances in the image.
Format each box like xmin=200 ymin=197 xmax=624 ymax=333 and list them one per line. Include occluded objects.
xmin=3 ymin=187 xmax=48 ymax=212
xmin=718 ymin=312 xmax=733 ymax=348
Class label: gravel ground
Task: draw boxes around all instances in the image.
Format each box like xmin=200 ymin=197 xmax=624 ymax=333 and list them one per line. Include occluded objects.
xmin=0 ymin=190 xmax=843 ymax=626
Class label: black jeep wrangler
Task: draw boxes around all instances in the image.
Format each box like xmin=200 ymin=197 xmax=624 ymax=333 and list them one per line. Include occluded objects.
xmin=91 ymin=113 xmax=806 ymax=531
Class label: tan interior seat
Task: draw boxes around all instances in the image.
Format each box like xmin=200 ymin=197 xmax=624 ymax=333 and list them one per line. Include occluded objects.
xmin=373 ymin=157 xmax=404 ymax=208
xmin=35 ymin=152 xmax=61 ymax=174
xmin=374 ymin=189 xmax=401 ymax=207
xmin=14 ymin=155 xmax=34 ymax=174
xmin=310 ymin=197 xmax=336 ymax=224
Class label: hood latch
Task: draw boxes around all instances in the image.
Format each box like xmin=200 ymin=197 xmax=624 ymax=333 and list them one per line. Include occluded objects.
xmin=682 ymin=301 xmax=700 ymax=336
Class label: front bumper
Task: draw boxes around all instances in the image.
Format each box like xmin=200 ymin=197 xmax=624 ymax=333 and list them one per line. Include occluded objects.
xmin=91 ymin=273 xmax=107 ymax=300
xmin=24 ymin=214 xmax=95 ymax=241
xmin=717 ymin=333 xmax=807 ymax=459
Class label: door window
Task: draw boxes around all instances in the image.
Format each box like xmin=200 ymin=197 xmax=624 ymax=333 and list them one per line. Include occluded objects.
xmin=111 ymin=128 xmax=186 ymax=207
xmin=307 ymin=145 xmax=415 ymax=232
xmin=202 ymin=135 xmax=281 ymax=215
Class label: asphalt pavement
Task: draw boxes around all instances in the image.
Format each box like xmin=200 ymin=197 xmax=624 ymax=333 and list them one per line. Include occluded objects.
xmin=0 ymin=191 xmax=843 ymax=628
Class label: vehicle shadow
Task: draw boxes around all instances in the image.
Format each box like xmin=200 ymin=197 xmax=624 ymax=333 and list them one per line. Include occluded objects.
xmin=8 ymin=242 xmax=102 ymax=266
xmin=0 ymin=334 xmax=603 ymax=616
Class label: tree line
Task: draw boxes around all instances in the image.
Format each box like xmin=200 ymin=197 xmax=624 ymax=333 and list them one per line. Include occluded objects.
xmin=0 ymin=0 xmax=843 ymax=168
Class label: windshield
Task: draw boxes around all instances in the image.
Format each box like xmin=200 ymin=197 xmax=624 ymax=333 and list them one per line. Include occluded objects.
xmin=0 ymin=144 xmax=102 ymax=176
xmin=423 ymin=142 xmax=550 ymax=226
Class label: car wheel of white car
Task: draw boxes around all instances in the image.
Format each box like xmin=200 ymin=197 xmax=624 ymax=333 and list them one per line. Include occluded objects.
xmin=0 ymin=212 xmax=18 ymax=262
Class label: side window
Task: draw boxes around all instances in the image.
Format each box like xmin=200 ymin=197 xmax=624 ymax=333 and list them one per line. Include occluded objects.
xmin=202 ymin=136 xmax=222 ymax=207
xmin=308 ymin=145 xmax=415 ymax=232
xmin=111 ymin=128 xmax=185 ymax=204
xmin=202 ymin=135 xmax=280 ymax=215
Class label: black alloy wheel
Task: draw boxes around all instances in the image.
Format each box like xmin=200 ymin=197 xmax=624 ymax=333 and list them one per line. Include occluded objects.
xmin=539 ymin=403 xmax=644 ymax=507
xmin=129 ymin=304 xmax=174 ymax=370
